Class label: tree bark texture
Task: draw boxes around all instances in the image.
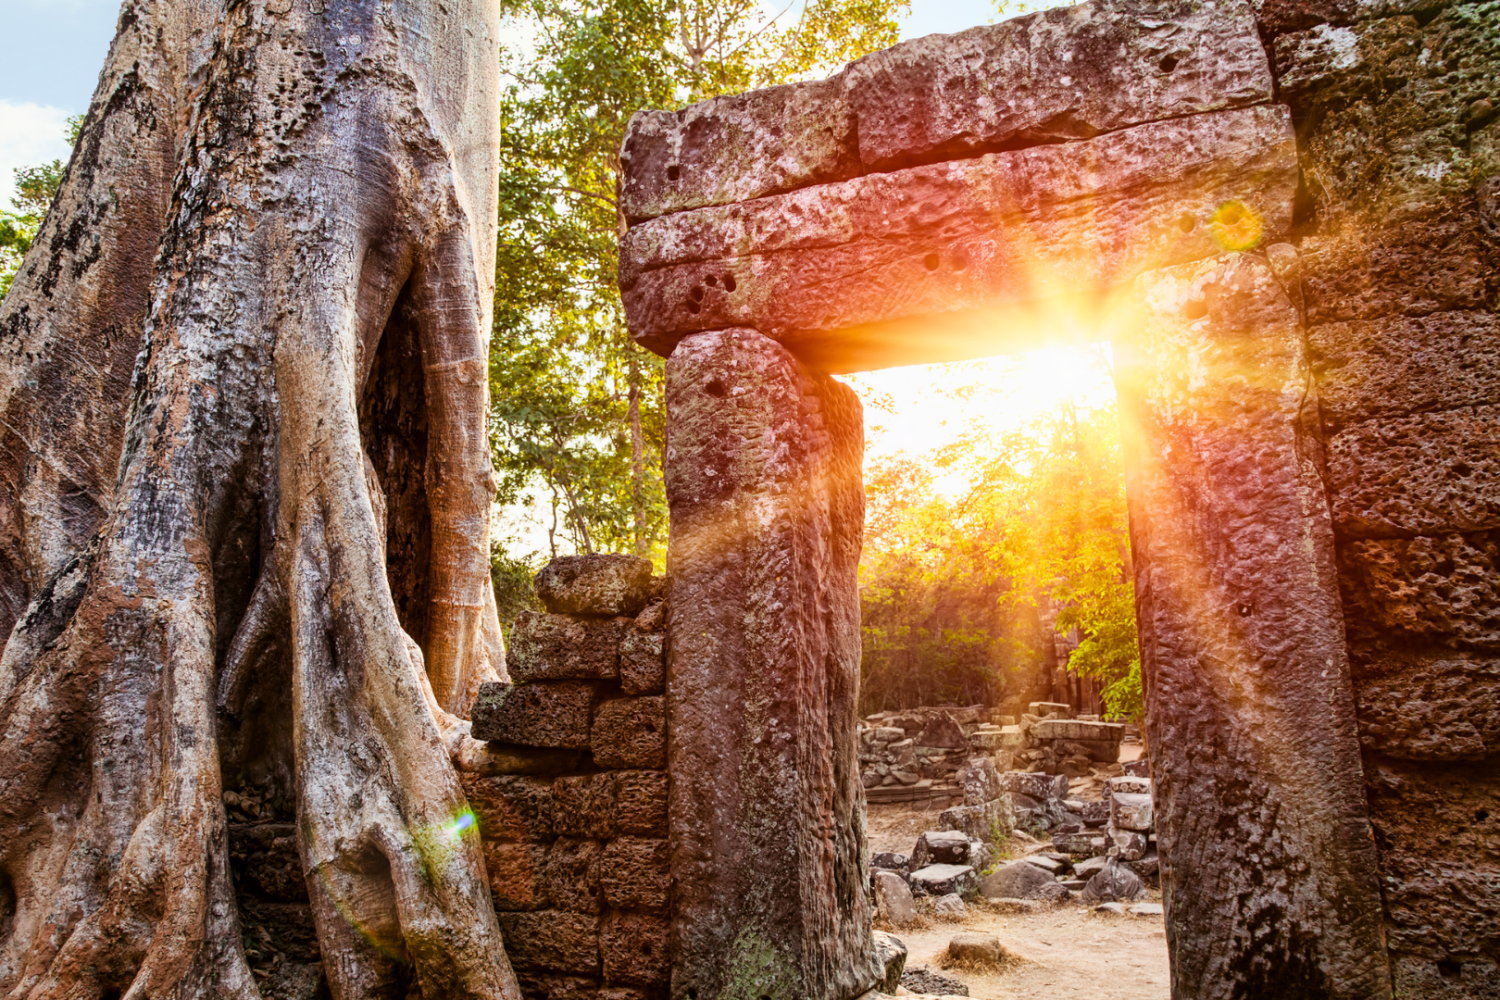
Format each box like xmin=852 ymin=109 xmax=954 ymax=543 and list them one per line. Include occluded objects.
xmin=0 ymin=0 xmax=518 ymax=996
xmin=1115 ymin=250 xmax=1390 ymax=999
xmin=663 ymin=329 xmax=876 ymax=1000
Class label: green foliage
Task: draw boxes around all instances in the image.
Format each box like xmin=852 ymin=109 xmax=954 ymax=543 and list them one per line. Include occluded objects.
xmin=491 ymin=0 xmax=907 ymax=564
xmin=490 ymin=543 xmax=544 ymax=633
xmin=0 ymin=116 xmax=81 ymax=301
xmin=858 ymin=356 xmax=1143 ymax=721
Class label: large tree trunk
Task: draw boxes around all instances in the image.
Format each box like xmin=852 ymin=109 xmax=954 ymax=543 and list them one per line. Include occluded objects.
xmin=0 ymin=0 xmax=518 ymax=996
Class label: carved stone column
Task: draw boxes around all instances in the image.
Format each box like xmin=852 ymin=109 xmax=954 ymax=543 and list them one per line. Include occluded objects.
xmin=663 ymin=328 xmax=876 ymax=1000
xmin=1116 ymin=250 xmax=1392 ymax=999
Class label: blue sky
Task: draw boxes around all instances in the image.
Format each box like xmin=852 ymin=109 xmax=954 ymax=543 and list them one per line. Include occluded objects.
xmin=0 ymin=0 xmax=1007 ymax=206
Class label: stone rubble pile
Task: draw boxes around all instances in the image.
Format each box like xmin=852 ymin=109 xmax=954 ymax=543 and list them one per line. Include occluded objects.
xmin=1005 ymin=702 xmax=1127 ymax=777
xmin=462 ymin=554 xmax=671 ymax=1000
xmin=860 ymin=701 xmax=1133 ymax=800
xmin=859 ymin=706 xmax=996 ymax=805
xmin=871 ymin=768 xmax=1161 ymax=934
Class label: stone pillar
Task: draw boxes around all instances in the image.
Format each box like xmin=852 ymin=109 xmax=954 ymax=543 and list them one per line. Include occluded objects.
xmin=1115 ymin=251 xmax=1392 ymax=999
xmin=663 ymin=328 xmax=876 ymax=1000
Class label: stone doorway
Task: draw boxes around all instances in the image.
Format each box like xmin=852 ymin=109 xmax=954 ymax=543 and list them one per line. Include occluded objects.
xmin=615 ymin=0 xmax=1500 ymax=997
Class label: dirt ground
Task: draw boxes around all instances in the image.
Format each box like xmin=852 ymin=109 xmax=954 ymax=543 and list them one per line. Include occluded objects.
xmin=891 ymin=904 xmax=1171 ymax=1000
xmin=867 ymin=744 xmax=1167 ymax=1000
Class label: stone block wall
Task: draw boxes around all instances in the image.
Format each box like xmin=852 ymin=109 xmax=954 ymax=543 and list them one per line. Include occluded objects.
xmin=464 ymin=555 xmax=670 ymax=1000
xmin=1266 ymin=1 xmax=1500 ymax=990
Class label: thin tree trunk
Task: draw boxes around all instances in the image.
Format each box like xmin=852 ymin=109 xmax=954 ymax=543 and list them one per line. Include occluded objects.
xmin=0 ymin=0 xmax=518 ymax=996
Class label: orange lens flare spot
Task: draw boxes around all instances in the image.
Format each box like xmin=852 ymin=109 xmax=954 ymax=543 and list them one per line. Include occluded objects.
xmin=1209 ymin=200 xmax=1264 ymax=252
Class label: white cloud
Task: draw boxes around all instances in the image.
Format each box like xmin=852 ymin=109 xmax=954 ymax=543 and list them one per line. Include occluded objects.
xmin=0 ymin=101 xmax=75 ymax=211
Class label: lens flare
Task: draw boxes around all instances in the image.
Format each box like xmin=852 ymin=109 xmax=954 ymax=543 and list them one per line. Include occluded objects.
xmin=1209 ymin=200 xmax=1264 ymax=252
xmin=446 ymin=810 xmax=477 ymax=837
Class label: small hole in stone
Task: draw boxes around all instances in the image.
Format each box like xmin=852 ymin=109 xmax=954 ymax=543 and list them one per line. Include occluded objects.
xmin=1437 ymin=960 xmax=1462 ymax=980
xmin=1160 ymin=53 xmax=1179 ymax=73
xmin=1179 ymin=213 xmax=1195 ymax=232
xmin=705 ymin=275 xmax=718 ymax=287
xmin=689 ymin=992 xmax=698 ymax=1000
xmin=1477 ymin=808 xmax=1491 ymax=821
xmin=666 ymin=164 xmax=680 ymax=181
xmin=923 ymin=253 xmax=940 ymax=271
xmin=686 ymin=300 xmax=701 ymax=314
xmin=1453 ymin=462 xmax=1473 ymax=477
xmin=642 ymin=943 xmax=653 ymax=957
xmin=723 ymin=274 xmax=737 ymax=292
xmin=644 ymin=720 xmax=658 ymax=734
xmin=1184 ymin=300 xmax=1208 ymax=320
xmin=689 ymin=285 xmax=705 ymax=302
xmin=952 ymin=252 xmax=969 ymax=271
xmin=705 ymin=379 xmax=727 ymax=398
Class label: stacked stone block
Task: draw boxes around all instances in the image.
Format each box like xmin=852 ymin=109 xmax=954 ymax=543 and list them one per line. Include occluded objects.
xmin=465 ymin=555 xmax=670 ymax=1000
xmin=1267 ymin=3 xmax=1500 ymax=991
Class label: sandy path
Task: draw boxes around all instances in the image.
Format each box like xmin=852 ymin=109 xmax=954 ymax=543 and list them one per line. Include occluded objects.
xmin=866 ymin=786 xmax=1169 ymax=1000
xmin=890 ymin=905 xmax=1170 ymax=999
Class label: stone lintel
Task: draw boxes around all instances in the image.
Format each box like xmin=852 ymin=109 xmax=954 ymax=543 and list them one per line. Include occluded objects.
xmin=618 ymin=0 xmax=1271 ymax=223
xmin=620 ymin=105 xmax=1297 ymax=372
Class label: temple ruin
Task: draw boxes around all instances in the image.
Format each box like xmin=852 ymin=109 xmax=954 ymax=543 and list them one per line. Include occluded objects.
xmin=500 ymin=0 xmax=1494 ymax=995
xmin=233 ymin=0 xmax=1496 ymax=995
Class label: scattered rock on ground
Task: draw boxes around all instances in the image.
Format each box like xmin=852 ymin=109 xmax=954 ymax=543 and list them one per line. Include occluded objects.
xmin=911 ymin=830 xmax=973 ymax=868
xmin=1083 ymin=858 xmax=1147 ymax=903
xmin=901 ymin=966 xmax=970 ymax=997
xmin=911 ymin=863 xmax=977 ymax=897
xmin=946 ymin=932 xmax=1012 ymax=966
xmin=978 ymin=860 xmax=1053 ymax=900
xmin=1074 ymin=855 xmax=1109 ymax=881
xmin=1094 ymin=902 xmax=1127 ymax=915
xmin=933 ymin=892 xmax=968 ymax=920
xmin=872 ymin=929 xmax=908 ymax=991
xmin=874 ymin=870 xmax=919 ymax=928
xmin=1129 ymin=902 xmax=1165 ymax=917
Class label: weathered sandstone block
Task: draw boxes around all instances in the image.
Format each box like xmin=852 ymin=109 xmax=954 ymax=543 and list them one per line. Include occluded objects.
xmin=545 ymin=838 xmax=604 ymax=915
xmin=620 ymin=77 xmax=858 ymax=223
xmin=617 ymin=0 xmax=1271 ymax=222
xmin=536 ymin=554 xmax=653 ymax=617
xmin=1117 ymin=251 xmax=1389 ymax=997
xmin=618 ymin=626 xmax=665 ymax=695
xmin=471 ymin=681 xmax=595 ymax=748
xmin=1310 ymin=312 xmax=1500 ymax=431
xmin=845 ymin=0 xmax=1271 ymax=170
xmin=591 ymin=696 xmax=665 ymax=769
xmin=1028 ymin=719 xmax=1125 ymax=743
xmin=599 ymin=912 xmax=671 ymax=987
xmin=621 ymin=106 xmax=1297 ymax=369
xmin=463 ymin=774 xmax=555 ymax=842
xmin=1340 ymin=533 xmax=1500 ymax=650
xmin=483 ymin=841 xmax=550 ymax=910
xmin=1109 ymin=792 xmax=1154 ymax=832
xmin=496 ymin=911 xmax=600 ymax=974
xmin=1329 ymin=405 xmax=1500 ymax=537
xmin=665 ymin=329 xmax=878 ymax=1000
xmin=1354 ymin=655 xmax=1500 ymax=760
xmin=553 ymin=773 xmax=620 ymax=840
xmin=909 ymin=864 xmax=978 ymax=897
xmin=998 ymin=772 xmax=1069 ymax=801
xmin=509 ymin=611 xmax=627 ymax=681
xmin=615 ymin=770 xmax=669 ymax=836
xmin=599 ymin=837 xmax=671 ymax=913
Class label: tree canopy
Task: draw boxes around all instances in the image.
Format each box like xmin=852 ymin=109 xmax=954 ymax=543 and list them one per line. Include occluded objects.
xmin=856 ymin=356 xmax=1143 ymax=720
xmin=488 ymin=0 xmax=908 ymax=579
